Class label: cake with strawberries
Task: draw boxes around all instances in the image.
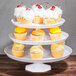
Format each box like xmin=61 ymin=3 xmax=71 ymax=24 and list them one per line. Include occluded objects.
xmin=32 ymin=4 xmax=45 ymax=24
xmin=14 ymin=4 xmax=34 ymax=25
xmin=44 ymin=6 xmax=62 ymax=25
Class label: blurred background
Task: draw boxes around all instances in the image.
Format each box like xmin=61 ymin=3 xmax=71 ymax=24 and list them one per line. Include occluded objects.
xmin=0 ymin=0 xmax=76 ymax=54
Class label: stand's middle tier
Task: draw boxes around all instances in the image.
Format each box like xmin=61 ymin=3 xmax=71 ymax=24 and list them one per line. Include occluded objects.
xmin=11 ymin=18 xmax=65 ymax=29
xmin=9 ymin=31 xmax=69 ymax=45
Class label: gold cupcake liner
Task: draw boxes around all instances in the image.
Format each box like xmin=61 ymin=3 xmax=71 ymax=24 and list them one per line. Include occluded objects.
xmin=45 ymin=18 xmax=57 ymax=25
xmin=33 ymin=16 xmax=43 ymax=24
xmin=51 ymin=43 xmax=64 ymax=58
xmin=12 ymin=50 xmax=25 ymax=57
xmin=14 ymin=33 xmax=27 ymax=41
xmin=49 ymin=33 xmax=62 ymax=41
xmin=16 ymin=17 xmax=32 ymax=25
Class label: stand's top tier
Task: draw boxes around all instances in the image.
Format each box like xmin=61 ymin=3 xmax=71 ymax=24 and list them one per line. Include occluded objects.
xmin=12 ymin=4 xmax=65 ymax=29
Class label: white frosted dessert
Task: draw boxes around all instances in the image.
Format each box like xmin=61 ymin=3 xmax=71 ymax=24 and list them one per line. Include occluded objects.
xmin=44 ymin=6 xmax=59 ymax=25
xmin=32 ymin=4 xmax=45 ymax=24
xmin=32 ymin=4 xmax=45 ymax=17
xmin=14 ymin=5 xmax=26 ymax=17
xmin=14 ymin=5 xmax=26 ymax=22
xmin=20 ymin=8 xmax=34 ymax=20
xmin=14 ymin=4 xmax=34 ymax=25
xmin=45 ymin=7 xmax=58 ymax=19
xmin=54 ymin=6 xmax=63 ymax=22
xmin=20 ymin=8 xmax=34 ymax=25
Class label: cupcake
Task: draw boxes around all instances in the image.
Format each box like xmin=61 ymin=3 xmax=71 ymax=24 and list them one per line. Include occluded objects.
xmin=49 ymin=26 xmax=62 ymax=41
xmin=14 ymin=5 xmax=26 ymax=22
xmin=31 ymin=29 xmax=45 ymax=41
xmin=14 ymin=27 xmax=27 ymax=40
xmin=14 ymin=5 xmax=34 ymax=25
xmin=32 ymin=4 xmax=45 ymax=24
xmin=30 ymin=45 xmax=43 ymax=59
xmin=12 ymin=42 xmax=25 ymax=57
xmin=20 ymin=8 xmax=34 ymax=25
xmin=54 ymin=6 xmax=62 ymax=22
xmin=44 ymin=6 xmax=58 ymax=25
xmin=51 ymin=42 xmax=65 ymax=58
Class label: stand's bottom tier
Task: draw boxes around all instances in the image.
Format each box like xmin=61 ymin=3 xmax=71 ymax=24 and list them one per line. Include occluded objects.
xmin=4 ymin=45 xmax=72 ymax=63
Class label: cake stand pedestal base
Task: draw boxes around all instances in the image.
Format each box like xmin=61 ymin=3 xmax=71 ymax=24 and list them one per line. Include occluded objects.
xmin=25 ymin=63 xmax=51 ymax=72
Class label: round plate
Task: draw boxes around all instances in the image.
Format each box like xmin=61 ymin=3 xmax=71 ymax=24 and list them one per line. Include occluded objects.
xmin=4 ymin=45 xmax=72 ymax=63
xmin=9 ymin=32 xmax=69 ymax=45
xmin=11 ymin=18 xmax=65 ymax=29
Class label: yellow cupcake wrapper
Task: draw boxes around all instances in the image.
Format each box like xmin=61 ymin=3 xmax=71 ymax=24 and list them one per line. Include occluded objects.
xmin=14 ymin=32 xmax=27 ymax=35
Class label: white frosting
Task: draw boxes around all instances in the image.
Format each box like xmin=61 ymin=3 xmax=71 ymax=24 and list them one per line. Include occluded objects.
xmin=44 ymin=8 xmax=58 ymax=19
xmin=14 ymin=6 xmax=26 ymax=17
xmin=20 ymin=9 xmax=34 ymax=20
xmin=54 ymin=6 xmax=62 ymax=15
xmin=32 ymin=4 xmax=45 ymax=17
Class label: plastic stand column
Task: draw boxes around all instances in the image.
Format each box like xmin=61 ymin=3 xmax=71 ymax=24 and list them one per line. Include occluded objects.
xmin=26 ymin=63 xmax=51 ymax=72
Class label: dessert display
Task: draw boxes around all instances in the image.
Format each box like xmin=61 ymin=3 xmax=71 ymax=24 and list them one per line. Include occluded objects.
xmin=49 ymin=26 xmax=62 ymax=41
xmin=12 ymin=4 xmax=65 ymax=59
xmin=4 ymin=3 xmax=72 ymax=73
xmin=31 ymin=29 xmax=45 ymax=41
xmin=32 ymin=4 xmax=45 ymax=24
xmin=14 ymin=27 xmax=27 ymax=40
xmin=12 ymin=42 xmax=25 ymax=57
xmin=30 ymin=45 xmax=43 ymax=59
xmin=51 ymin=42 xmax=65 ymax=58
xmin=14 ymin=4 xmax=62 ymax=25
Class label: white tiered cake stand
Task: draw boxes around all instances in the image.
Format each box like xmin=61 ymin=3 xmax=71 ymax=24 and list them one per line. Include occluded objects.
xmin=4 ymin=18 xmax=72 ymax=72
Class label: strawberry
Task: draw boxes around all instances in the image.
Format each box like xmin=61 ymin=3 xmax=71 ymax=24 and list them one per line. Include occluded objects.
xmin=36 ymin=4 xmax=42 ymax=9
xmin=17 ymin=5 xmax=22 ymax=8
xmin=50 ymin=6 xmax=55 ymax=10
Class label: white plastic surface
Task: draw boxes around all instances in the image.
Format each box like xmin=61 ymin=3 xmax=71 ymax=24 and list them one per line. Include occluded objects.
xmin=26 ymin=63 xmax=51 ymax=72
xmin=4 ymin=45 xmax=72 ymax=63
xmin=11 ymin=18 xmax=65 ymax=29
xmin=9 ymin=32 xmax=69 ymax=45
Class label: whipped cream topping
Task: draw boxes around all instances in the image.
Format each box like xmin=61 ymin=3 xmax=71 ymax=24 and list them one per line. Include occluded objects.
xmin=54 ymin=6 xmax=62 ymax=15
xmin=20 ymin=8 xmax=34 ymax=20
xmin=44 ymin=8 xmax=58 ymax=19
xmin=32 ymin=4 xmax=45 ymax=17
xmin=14 ymin=6 xmax=26 ymax=17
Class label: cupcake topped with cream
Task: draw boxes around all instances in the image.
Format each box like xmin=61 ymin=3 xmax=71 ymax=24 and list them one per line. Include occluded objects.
xmin=32 ymin=4 xmax=45 ymax=17
xmin=14 ymin=4 xmax=26 ymax=17
xmin=44 ymin=6 xmax=59 ymax=19
xmin=20 ymin=8 xmax=34 ymax=20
